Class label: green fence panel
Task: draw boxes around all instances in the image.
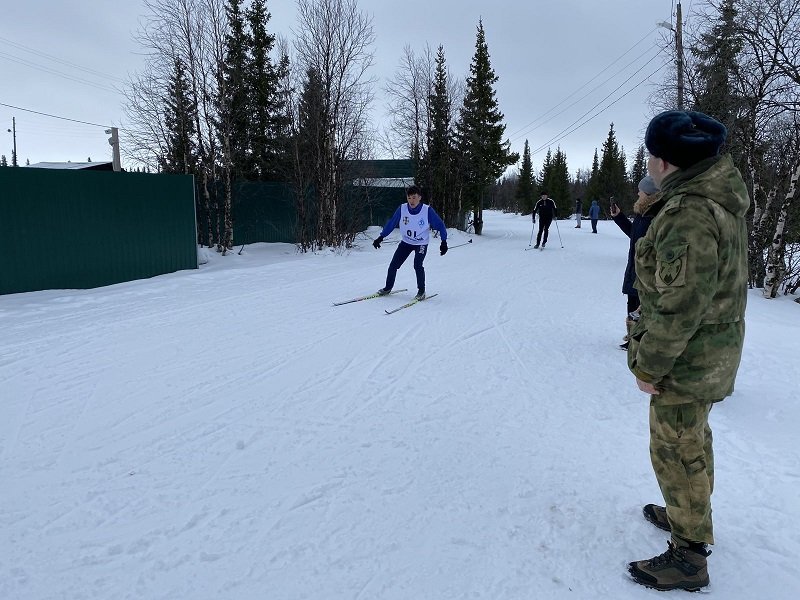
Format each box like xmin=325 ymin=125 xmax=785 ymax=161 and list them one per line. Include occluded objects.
xmin=232 ymin=180 xmax=296 ymax=244
xmin=0 ymin=168 xmax=197 ymax=295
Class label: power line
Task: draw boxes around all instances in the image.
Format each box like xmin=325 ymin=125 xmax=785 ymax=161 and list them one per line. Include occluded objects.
xmin=0 ymin=101 xmax=113 ymax=129
xmin=530 ymin=59 xmax=670 ymax=157
xmin=510 ymin=43 xmax=663 ymax=144
xmin=0 ymin=35 xmax=128 ymax=84
xmin=507 ymin=27 xmax=659 ymax=141
xmin=0 ymin=51 xmax=120 ymax=94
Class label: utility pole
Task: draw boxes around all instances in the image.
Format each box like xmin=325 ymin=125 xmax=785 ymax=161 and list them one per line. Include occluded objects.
xmin=7 ymin=116 xmax=17 ymax=166
xmin=105 ymin=126 xmax=121 ymax=172
xmin=676 ymin=1 xmax=684 ymax=109
xmin=657 ymin=1 xmax=685 ymax=110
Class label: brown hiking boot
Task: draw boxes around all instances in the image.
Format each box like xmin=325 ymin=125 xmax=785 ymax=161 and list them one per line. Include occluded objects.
xmin=629 ymin=539 xmax=711 ymax=591
xmin=643 ymin=504 xmax=671 ymax=532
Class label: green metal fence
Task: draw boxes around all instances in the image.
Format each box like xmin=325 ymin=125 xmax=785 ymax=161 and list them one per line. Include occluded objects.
xmin=0 ymin=167 xmax=197 ymax=295
xmin=0 ymin=160 xmax=415 ymax=294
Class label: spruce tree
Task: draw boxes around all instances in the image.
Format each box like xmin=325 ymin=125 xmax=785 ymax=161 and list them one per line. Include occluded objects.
xmin=539 ymin=149 xmax=553 ymax=196
xmin=0 ymin=155 xmax=6 ymax=167
xmin=549 ymin=148 xmax=571 ymax=216
xmin=691 ymin=0 xmax=742 ymax=136
xmin=629 ymin=144 xmax=648 ymax=198
xmin=453 ymin=20 xmax=518 ymax=234
xmin=220 ymin=0 xmax=251 ymax=178
xmin=586 ymin=148 xmax=600 ymax=202
xmin=294 ymin=67 xmax=330 ymax=250
xmin=594 ymin=123 xmax=629 ymax=210
xmin=422 ymin=45 xmax=457 ymax=225
xmin=515 ymin=140 xmax=536 ymax=215
xmin=246 ymin=0 xmax=290 ymax=181
xmin=161 ymin=57 xmax=198 ymax=175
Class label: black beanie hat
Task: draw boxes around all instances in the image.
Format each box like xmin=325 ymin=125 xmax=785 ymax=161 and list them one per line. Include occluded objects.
xmin=645 ymin=110 xmax=727 ymax=168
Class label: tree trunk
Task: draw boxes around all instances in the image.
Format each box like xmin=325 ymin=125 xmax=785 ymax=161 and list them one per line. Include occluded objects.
xmin=763 ymin=160 xmax=799 ymax=298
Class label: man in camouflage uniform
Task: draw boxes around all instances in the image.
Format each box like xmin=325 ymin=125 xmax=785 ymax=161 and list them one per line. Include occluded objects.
xmin=626 ymin=110 xmax=749 ymax=591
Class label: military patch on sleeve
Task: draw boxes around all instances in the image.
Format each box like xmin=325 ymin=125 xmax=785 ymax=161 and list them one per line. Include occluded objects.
xmin=655 ymin=244 xmax=688 ymax=287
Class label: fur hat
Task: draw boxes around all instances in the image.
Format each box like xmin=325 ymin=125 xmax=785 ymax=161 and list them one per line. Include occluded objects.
xmin=638 ymin=175 xmax=659 ymax=195
xmin=644 ymin=110 xmax=727 ymax=168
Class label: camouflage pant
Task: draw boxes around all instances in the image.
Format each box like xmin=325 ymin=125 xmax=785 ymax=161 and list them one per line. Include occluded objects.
xmin=649 ymin=402 xmax=715 ymax=544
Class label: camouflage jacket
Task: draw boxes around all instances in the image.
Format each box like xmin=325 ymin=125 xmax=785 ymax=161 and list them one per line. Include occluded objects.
xmin=628 ymin=154 xmax=749 ymax=405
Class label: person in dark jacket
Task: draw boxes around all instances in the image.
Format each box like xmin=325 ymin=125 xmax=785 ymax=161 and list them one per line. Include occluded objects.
xmin=611 ymin=175 xmax=659 ymax=349
xmin=574 ymin=197 xmax=582 ymax=228
xmin=588 ymin=199 xmax=601 ymax=232
xmin=532 ymin=192 xmax=558 ymax=249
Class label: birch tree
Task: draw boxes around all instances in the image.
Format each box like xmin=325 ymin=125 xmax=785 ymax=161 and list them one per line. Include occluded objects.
xmin=291 ymin=0 xmax=376 ymax=248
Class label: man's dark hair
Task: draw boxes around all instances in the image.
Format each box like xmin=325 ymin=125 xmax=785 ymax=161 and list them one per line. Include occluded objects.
xmin=407 ymin=185 xmax=422 ymax=197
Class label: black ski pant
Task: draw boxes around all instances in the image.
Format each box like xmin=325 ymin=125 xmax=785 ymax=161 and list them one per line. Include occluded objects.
xmin=536 ymin=218 xmax=553 ymax=246
xmin=385 ymin=241 xmax=427 ymax=292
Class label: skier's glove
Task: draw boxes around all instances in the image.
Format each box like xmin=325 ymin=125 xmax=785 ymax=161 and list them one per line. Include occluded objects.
xmin=440 ymin=240 xmax=448 ymax=256
xmin=373 ymin=236 xmax=383 ymax=249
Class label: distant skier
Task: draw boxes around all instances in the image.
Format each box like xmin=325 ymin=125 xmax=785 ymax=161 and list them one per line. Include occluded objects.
xmin=372 ymin=185 xmax=448 ymax=301
xmin=589 ymin=199 xmax=601 ymax=233
xmin=574 ymin=197 xmax=582 ymax=228
xmin=532 ymin=192 xmax=558 ymax=249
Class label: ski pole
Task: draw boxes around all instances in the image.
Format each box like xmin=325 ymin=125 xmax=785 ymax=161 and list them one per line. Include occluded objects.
xmin=554 ymin=218 xmax=564 ymax=248
xmin=448 ymin=239 xmax=473 ymax=249
xmin=528 ymin=220 xmax=535 ymax=246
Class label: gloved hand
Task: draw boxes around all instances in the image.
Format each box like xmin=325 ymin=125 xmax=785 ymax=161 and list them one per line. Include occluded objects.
xmin=373 ymin=236 xmax=383 ymax=249
xmin=440 ymin=240 xmax=448 ymax=256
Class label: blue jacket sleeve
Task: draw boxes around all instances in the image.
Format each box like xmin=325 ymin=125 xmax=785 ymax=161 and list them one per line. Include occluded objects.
xmin=379 ymin=207 xmax=402 ymax=238
xmin=428 ymin=207 xmax=448 ymax=241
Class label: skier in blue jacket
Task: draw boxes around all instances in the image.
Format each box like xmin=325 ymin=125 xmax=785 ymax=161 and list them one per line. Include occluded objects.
xmin=373 ymin=186 xmax=448 ymax=300
xmin=589 ymin=199 xmax=601 ymax=233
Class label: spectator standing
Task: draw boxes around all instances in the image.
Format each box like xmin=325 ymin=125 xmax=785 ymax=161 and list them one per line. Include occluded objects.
xmin=611 ymin=175 xmax=659 ymax=349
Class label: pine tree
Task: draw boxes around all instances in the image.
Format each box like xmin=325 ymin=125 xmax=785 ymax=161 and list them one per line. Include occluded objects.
xmin=539 ymin=149 xmax=553 ymax=195
xmin=421 ymin=45 xmax=457 ymax=225
xmin=294 ymin=67 xmax=330 ymax=250
xmin=220 ymin=0 xmax=251 ymax=178
xmin=586 ymin=148 xmax=600 ymax=202
xmin=549 ymin=147 xmax=571 ymax=215
xmin=691 ymin=0 xmax=742 ymax=140
xmin=0 ymin=155 xmax=7 ymax=167
xmin=629 ymin=144 xmax=648 ymax=200
xmin=453 ymin=20 xmax=519 ymax=234
xmin=594 ymin=123 xmax=629 ymax=210
xmin=161 ymin=57 xmax=198 ymax=175
xmin=515 ymin=140 xmax=536 ymax=215
xmin=246 ymin=0 xmax=290 ymax=181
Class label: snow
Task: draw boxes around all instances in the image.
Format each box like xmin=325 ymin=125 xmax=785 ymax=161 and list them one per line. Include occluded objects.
xmin=2 ymin=209 xmax=798 ymax=599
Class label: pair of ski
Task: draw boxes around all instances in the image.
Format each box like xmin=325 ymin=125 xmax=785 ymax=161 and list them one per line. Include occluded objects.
xmin=524 ymin=245 xmax=545 ymax=251
xmin=333 ymin=288 xmax=438 ymax=314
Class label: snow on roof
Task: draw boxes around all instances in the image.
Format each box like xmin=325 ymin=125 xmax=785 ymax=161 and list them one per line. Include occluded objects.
xmin=26 ymin=161 xmax=113 ymax=170
xmin=351 ymin=177 xmax=414 ymax=188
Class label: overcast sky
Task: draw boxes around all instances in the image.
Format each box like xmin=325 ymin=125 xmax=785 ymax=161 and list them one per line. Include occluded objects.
xmin=1 ymin=0 xmax=679 ymax=173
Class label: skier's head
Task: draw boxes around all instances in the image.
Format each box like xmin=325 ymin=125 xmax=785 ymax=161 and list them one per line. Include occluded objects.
xmin=406 ymin=185 xmax=422 ymax=208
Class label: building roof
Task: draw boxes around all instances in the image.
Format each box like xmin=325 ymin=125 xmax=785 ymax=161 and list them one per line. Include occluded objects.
xmin=26 ymin=161 xmax=113 ymax=171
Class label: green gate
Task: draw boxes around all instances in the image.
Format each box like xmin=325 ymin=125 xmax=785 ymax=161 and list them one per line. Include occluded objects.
xmin=0 ymin=167 xmax=197 ymax=295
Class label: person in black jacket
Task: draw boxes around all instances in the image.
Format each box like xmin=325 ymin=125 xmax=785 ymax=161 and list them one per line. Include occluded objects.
xmin=610 ymin=175 xmax=659 ymax=349
xmin=532 ymin=192 xmax=558 ymax=249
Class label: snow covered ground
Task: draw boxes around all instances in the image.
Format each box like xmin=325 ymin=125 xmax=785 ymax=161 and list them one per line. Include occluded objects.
xmin=2 ymin=209 xmax=798 ymax=599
